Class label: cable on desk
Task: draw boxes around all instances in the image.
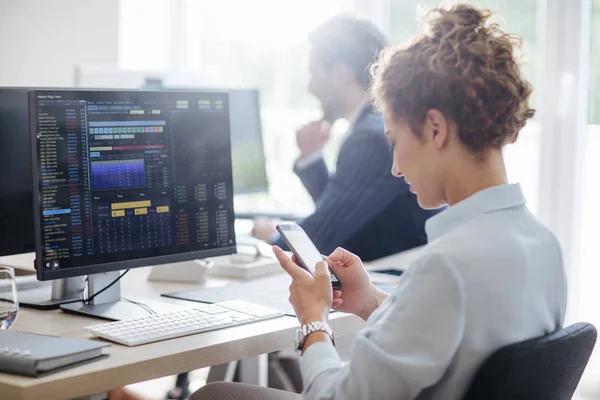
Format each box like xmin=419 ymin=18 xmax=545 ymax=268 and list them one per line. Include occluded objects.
xmin=82 ymin=269 xmax=130 ymax=304
xmin=123 ymin=298 xmax=157 ymax=315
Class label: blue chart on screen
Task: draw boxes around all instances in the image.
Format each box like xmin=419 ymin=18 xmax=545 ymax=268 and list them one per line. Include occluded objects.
xmin=91 ymin=159 xmax=146 ymax=190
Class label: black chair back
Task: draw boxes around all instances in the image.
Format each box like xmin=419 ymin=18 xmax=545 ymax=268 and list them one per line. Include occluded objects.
xmin=462 ymin=323 xmax=597 ymax=400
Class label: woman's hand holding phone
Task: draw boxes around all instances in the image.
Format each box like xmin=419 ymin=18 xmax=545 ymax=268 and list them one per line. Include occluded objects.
xmin=273 ymin=246 xmax=332 ymax=325
xmin=275 ymin=224 xmax=341 ymax=289
xmin=288 ymin=253 xmax=343 ymax=310
xmin=273 ymin=242 xmax=389 ymax=323
xmin=326 ymin=248 xmax=389 ymax=321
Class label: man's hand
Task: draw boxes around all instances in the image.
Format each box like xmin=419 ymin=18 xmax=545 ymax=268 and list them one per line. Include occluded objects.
xmin=296 ymin=120 xmax=331 ymax=159
xmin=252 ymin=218 xmax=278 ymax=243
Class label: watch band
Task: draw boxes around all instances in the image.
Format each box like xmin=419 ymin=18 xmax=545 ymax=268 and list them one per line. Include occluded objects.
xmin=296 ymin=321 xmax=335 ymax=355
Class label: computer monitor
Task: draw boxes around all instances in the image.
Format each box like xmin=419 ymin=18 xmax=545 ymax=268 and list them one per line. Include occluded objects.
xmin=0 ymin=88 xmax=35 ymax=256
xmin=228 ymin=89 xmax=269 ymax=195
xmin=158 ymin=87 xmax=269 ymax=195
xmin=30 ymin=89 xmax=236 ymax=319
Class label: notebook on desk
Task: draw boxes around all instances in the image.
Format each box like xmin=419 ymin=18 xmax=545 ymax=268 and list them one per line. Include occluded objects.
xmin=0 ymin=331 xmax=110 ymax=377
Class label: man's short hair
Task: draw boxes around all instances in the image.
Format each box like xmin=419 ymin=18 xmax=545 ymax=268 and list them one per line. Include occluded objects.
xmin=309 ymin=14 xmax=390 ymax=89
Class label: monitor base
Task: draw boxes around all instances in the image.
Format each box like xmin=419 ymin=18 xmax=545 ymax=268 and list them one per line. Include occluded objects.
xmin=60 ymin=297 xmax=185 ymax=321
xmin=60 ymin=271 xmax=188 ymax=321
xmin=19 ymin=277 xmax=85 ymax=310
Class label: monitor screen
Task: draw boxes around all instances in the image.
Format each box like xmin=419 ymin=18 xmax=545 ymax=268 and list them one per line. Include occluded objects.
xmin=31 ymin=90 xmax=236 ymax=280
xmin=0 ymin=88 xmax=35 ymax=256
xmin=227 ymin=89 xmax=268 ymax=195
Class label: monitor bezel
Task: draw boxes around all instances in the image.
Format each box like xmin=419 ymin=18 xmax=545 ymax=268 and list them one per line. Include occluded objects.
xmin=0 ymin=87 xmax=35 ymax=256
xmin=30 ymin=89 xmax=237 ymax=281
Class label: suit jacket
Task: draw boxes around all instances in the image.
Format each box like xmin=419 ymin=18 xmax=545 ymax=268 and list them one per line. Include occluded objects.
xmin=275 ymin=105 xmax=441 ymax=262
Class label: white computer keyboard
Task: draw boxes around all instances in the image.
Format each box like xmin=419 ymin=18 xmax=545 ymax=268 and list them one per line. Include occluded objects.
xmin=85 ymin=300 xmax=284 ymax=346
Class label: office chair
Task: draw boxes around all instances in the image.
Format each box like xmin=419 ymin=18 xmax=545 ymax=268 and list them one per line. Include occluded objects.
xmin=192 ymin=323 xmax=597 ymax=400
xmin=462 ymin=322 xmax=597 ymax=400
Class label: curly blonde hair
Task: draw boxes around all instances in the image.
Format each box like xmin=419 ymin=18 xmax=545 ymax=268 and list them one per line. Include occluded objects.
xmin=371 ymin=4 xmax=535 ymax=153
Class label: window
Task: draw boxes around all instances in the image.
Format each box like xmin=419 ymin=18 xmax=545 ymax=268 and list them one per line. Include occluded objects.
xmin=184 ymin=0 xmax=350 ymax=109
xmin=590 ymin=0 xmax=600 ymax=124
xmin=576 ymin=0 xmax=600 ymax=394
xmin=118 ymin=0 xmax=170 ymax=70
xmin=389 ymin=0 xmax=538 ymax=85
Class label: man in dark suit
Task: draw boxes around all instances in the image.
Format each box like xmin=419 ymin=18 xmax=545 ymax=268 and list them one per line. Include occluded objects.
xmin=253 ymin=15 xmax=440 ymax=261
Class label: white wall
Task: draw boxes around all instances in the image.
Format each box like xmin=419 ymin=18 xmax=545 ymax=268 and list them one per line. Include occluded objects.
xmin=0 ymin=0 xmax=119 ymax=87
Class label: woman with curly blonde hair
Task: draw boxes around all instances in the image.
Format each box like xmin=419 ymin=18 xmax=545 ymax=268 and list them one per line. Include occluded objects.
xmin=188 ymin=4 xmax=568 ymax=400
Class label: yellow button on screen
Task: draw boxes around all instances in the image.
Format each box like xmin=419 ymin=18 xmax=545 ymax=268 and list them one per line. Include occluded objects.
xmin=111 ymin=200 xmax=151 ymax=210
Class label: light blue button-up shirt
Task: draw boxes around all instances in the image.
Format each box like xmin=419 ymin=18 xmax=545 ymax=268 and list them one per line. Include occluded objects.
xmin=300 ymin=184 xmax=567 ymax=400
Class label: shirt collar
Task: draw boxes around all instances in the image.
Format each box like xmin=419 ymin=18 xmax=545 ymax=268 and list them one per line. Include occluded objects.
xmin=347 ymin=99 xmax=369 ymax=128
xmin=425 ymin=183 xmax=527 ymax=241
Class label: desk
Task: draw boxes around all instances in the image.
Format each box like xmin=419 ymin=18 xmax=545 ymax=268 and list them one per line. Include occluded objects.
xmin=0 ymin=247 xmax=422 ymax=400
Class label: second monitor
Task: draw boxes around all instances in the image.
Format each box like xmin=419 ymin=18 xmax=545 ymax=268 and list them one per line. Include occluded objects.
xmin=226 ymin=89 xmax=269 ymax=195
xmin=0 ymin=88 xmax=35 ymax=256
xmin=30 ymin=89 xmax=236 ymax=319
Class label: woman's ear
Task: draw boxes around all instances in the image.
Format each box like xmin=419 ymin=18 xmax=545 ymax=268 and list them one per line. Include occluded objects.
xmin=423 ymin=109 xmax=449 ymax=149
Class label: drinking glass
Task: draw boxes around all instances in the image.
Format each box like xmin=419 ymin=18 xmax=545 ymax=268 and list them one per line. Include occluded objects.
xmin=0 ymin=266 xmax=18 ymax=330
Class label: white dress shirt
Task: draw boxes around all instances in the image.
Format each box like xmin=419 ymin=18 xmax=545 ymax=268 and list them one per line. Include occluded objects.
xmin=300 ymin=183 xmax=567 ymax=400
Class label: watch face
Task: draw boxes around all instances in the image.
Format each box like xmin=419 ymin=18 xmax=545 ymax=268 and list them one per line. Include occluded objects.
xmin=295 ymin=327 xmax=304 ymax=344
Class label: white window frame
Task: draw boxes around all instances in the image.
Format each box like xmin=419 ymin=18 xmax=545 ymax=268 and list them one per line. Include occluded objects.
xmin=536 ymin=0 xmax=592 ymax=322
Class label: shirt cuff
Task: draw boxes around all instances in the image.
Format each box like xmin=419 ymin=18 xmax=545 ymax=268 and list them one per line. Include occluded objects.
xmin=301 ymin=340 xmax=342 ymax=390
xmin=295 ymin=151 xmax=323 ymax=170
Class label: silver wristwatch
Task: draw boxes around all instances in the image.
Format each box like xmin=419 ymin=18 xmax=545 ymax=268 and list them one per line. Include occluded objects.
xmin=294 ymin=321 xmax=335 ymax=355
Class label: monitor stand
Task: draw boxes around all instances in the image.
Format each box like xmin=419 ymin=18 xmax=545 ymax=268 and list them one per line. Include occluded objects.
xmin=60 ymin=271 xmax=184 ymax=321
xmin=19 ymin=277 xmax=85 ymax=310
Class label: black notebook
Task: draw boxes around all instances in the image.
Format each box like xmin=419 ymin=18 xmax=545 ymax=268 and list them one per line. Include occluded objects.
xmin=0 ymin=331 xmax=110 ymax=377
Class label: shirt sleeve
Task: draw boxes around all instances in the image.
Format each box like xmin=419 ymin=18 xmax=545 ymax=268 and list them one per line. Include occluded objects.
xmin=300 ymin=252 xmax=467 ymax=400
xmin=295 ymin=151 xmax=324 ymax=170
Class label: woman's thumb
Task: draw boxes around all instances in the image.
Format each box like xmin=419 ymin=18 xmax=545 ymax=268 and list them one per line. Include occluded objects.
xmin=330 ymin=247 xmax=360 ymax=266
xmin=315 ymin=261 xmax=331 ymax=279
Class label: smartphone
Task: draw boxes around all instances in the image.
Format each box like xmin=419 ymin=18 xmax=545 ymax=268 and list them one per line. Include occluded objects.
xmin=276 ymin=224 xmax=341 ymax=289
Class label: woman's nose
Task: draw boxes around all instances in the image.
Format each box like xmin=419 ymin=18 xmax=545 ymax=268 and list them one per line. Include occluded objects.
xmin=391 ymin=164 xmax=403 ymax=178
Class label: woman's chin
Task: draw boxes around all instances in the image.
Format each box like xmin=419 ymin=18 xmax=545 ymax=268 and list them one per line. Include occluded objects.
xmin=416 ymin=195 xmax=444 ymax=210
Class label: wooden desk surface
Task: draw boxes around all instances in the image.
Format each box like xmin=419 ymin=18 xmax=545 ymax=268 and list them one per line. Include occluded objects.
xmin=0 ymin=248 xmax=422 ymax=400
